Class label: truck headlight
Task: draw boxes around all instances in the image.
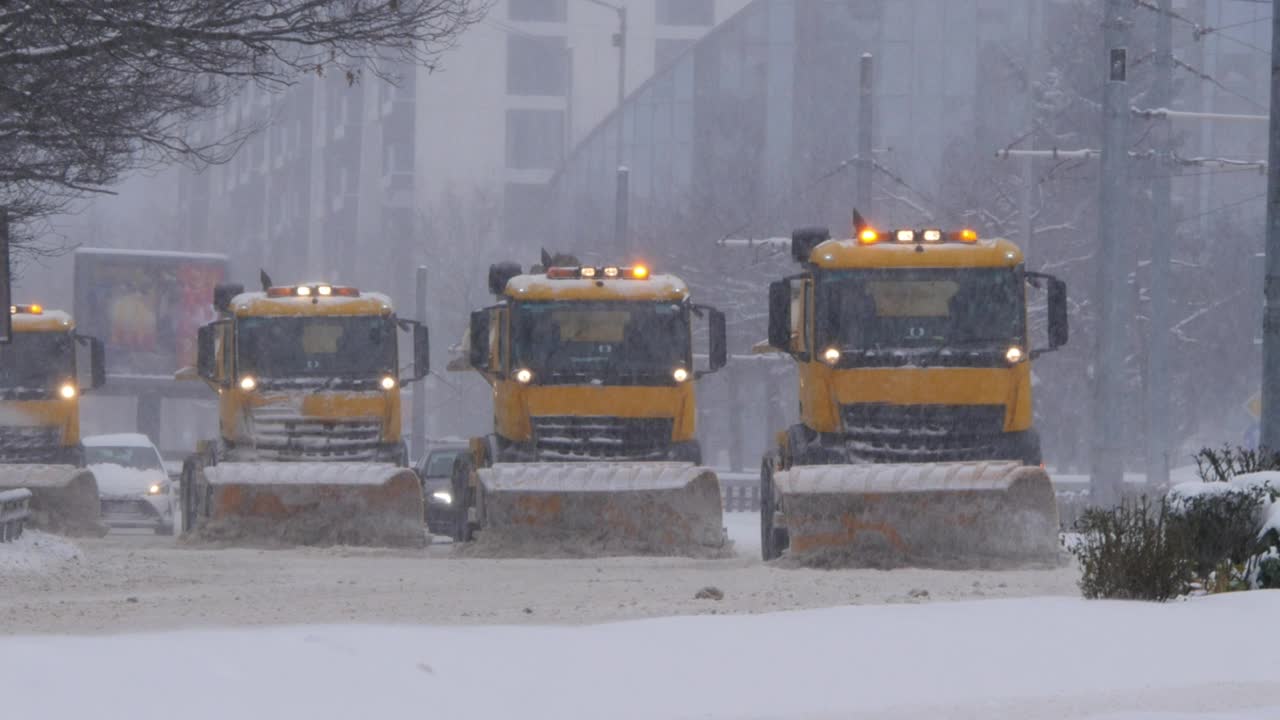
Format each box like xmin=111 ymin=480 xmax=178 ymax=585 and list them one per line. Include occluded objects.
xmin=1005 ymin=346 xmax=1025 ymax=364
xmin=380 ymin=376 xmax=397 ymax=390
xmin=432 ymin=490 xmax=453 ymax=505
xmin=59 ymin=383 xmax=78 ymax=399
xmin=239 ymin=375 xmax=257 ymax=391
xmin=514 ymin=368 xmax=533 ymax=384
xmin=147 ymin=482 xmax=165 ymax=495
xmin=672 ymin=367 xmax=689 ymax=383
xmin=822 ymin=347 xmax=842 ymax=365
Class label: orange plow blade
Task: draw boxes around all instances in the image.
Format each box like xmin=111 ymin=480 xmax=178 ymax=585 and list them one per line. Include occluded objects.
xmin=190 ymin=462 xmax=425 ymax=548
xmin=467 ymin=462 xmax=728 ymax=558
xmin=775 ymin=461 xmax=1060 ymax=568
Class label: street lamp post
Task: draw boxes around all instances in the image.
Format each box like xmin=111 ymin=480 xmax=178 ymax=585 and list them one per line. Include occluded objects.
xmin=579 ymin=0 xmax=628 ymax=252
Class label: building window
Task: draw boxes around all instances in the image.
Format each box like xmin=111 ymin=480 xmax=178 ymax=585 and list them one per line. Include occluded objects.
xmin=504 ymin=182 xmax=552 ymax=241
xmin=509 ymin=0 xmax=566 ymax=22
xmin=507 ymin=35 xmax=568 ymax=96
xmin=656 ymin=0 xmax=713 ymax=26
xmin=506 ymin=109 xmax=565 ymax=169
xmin=655 ymin=38 xmax=694 ymax=70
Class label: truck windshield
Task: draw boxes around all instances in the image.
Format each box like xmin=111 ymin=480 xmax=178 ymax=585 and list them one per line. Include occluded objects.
xmin=0 ymin=331 xmax=74 ymax=397
xmin=511 ymin=301 xmax=690 ymax=384
xmin=236 ymin=316 xmax=396 ymax=379
xmin=816 ymin=268 xmax=1024 ymax=354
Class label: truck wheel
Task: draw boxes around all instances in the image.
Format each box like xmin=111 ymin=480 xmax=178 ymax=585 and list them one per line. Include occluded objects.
xmin=760 ymin=453 xmax=788 ymax=561
xmin=449 ymin=453 xmax=476 ymax=543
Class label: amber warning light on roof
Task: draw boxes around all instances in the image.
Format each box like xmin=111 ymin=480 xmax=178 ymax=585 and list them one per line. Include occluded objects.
xmin=9 ymin=303 xmax=43 ymax=315
xmin=547 ymin=265 xmax=651 ymax=280
xmin=857 ymin=228 xmax=980 ymax=246
xmin=265 ymin=284 xmax=359 ymax=298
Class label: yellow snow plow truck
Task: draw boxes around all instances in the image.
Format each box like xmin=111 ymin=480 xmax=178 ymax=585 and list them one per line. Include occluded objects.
xmin=448 ymin=255 xmax=729 ymax=556
xmin=760 ymin=215 xmax=1069 ymax=567
xmin=181 ymin=279 xmax=429 ymax=547
xmin=0 ymin=304 xmax=106 ymax=536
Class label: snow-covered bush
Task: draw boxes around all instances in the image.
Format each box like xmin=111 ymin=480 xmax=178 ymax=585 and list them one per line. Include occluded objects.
xmin=1174 ymin=446 xmax=1280 ymax=591
xmin=1073 ymin=447 xmax=1280 ymax=599
xmin=1071 ymin=497 xmax=1193 ymax=601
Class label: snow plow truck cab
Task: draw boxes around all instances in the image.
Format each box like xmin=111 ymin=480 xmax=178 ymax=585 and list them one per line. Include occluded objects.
xmin=180 ymin=280 xmax=430 ymax=547
xmin=449 ymin=256 xmax=730 ymax=556
xmin=760 ymin=215 xmax=1070 ymax=567
xmin=0 ymin=304 xmax=107 ymax=536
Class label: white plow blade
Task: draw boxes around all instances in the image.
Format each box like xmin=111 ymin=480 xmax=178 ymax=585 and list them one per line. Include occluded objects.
xmin=193 ymin=462 xmax=425 ymax=548
xmin=0 ymin=465 xmax=104 ymax=537
xmin=472 ymin=462 xmax=728 ymax=558
xmin=775 ymin=461 xmax=1060 ymax=567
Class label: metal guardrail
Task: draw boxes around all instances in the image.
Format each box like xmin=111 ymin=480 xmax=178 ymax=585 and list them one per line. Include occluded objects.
xmin=718 ymin=472 xmax=761 ymax=512
xmin=0 ymin=487 xmax=32 ymax=542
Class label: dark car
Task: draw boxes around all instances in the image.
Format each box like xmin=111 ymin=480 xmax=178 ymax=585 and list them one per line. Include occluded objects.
xmin=415 ymin=444 xmax=467 ymax=538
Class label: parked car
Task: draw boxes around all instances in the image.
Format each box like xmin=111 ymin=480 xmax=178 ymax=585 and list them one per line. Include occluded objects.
xmin=415 ymin=444 xmax=468 ymax=539
xmin=83 ymin=433 xmax=175 ymax=535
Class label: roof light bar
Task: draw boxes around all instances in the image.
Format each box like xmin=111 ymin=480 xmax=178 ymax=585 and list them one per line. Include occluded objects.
xmin=10 ymin=304 xmax=43 ymax=315
xmin=265 ymin=285 xmax=360 ymax=297
xmin=858 ymin=228 xmax=982 ymax=246
xmin=546 ymin=265 xmax=654 ymax=280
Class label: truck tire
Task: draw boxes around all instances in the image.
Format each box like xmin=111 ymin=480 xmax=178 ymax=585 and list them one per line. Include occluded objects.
xmin=449 ymin=453 xmax=475 ymax=543
xmin=760 ymin=453 xmax=788 ymax=561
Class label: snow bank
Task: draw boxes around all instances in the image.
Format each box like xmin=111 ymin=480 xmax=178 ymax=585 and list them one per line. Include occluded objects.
xmin=1169 ymin=472 xmax=1280 ymax=540
xmin=3 ymin=593 xmax=1279 ymax=720
xmin=0 ymin=530 xmax=80 ymax=576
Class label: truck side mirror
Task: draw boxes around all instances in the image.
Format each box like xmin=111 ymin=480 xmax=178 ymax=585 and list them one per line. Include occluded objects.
xmin=197 ymin=323 xmax=220 ymax=383
xmin=468 ymin=310 xmax=491 ymax=370
xmin=709 ymin=308 xmax=727 ymax=372
xmin=1048 ymin=278 xmax=1069 ymax=350
xmin=89 ymin=336 xmax=105 ymax=390
xmin=768 ymin=280 xmax=791 ymax=350
xmin=74 ymin=335 xmax=106 ymax=392
xmin=694 ymin=306 xmax=727 ymax=377
xmin=412 ymin=322 xmax=430 ymax=380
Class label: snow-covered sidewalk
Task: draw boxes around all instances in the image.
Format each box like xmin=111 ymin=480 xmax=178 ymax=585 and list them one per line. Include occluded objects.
xmin=3 ymin=592 xmax=1278 ymax=720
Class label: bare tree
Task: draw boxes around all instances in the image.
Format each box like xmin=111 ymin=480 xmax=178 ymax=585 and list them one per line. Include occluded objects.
xmin=0 ymin=0 xmax=489 ymax=253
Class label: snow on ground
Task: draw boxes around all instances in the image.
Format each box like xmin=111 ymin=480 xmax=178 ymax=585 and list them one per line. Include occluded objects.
xmin=0 ymin=530 xmax=80 ymax=577
xmin=2 ymin=592 xmax=1278 ymax=720
xmin=1 ymin=520 xmax=1078 ymax=634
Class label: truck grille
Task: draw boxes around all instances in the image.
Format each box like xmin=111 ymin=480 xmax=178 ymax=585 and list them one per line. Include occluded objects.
xmin=0 ymin=426 xmax=65 ymax=463
xmin=245 ymin=406 xmax=385 ymax=461
xmin=530 ymin=416 xmax=674 ymax=461
xmin=838 ymin=403 xmax=1008 ymax=463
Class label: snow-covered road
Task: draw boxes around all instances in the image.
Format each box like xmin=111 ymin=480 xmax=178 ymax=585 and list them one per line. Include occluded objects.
xmin=2 ymin=514 xmax=1078 ymax=634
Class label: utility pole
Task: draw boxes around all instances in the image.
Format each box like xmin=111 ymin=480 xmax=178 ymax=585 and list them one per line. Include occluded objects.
xmin=615 ymin=165 xmax=630 ymax=253
xmin=1261 ymin=0 xmax=1280 ymax=452
xmin=1092 ymin=0 xmax=1131 ymax=506
xmin=412 ymin=266 xmax=428 ymax=460
xmin=614 ymin=4 xmax=627 ymax=167
xmin=1020 ymin=1 xmax=1042 ymax=260
xmin=0 ymin=210 xmax=10 ymax=344
xmin=1145 ymin=0 xmax=1173 ymax=489
xmin=579 ymin=0 xmax=629 ymax=253
xmin=856 ymin=53 xmax=874 ymax=215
